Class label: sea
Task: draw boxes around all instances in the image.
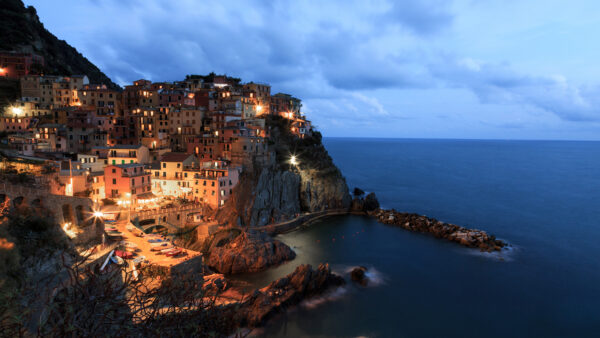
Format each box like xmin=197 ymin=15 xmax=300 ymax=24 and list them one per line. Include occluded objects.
xmin=236 ymin=138 xmax=600 ymax=337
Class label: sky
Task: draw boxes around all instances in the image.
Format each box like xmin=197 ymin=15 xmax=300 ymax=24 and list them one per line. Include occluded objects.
xmin=25 ymin=0 xmax=600 ymax=140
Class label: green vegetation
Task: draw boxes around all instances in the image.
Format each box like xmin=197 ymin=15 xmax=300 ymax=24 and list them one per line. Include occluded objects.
xmin=0 ymin=79 xmax=20 ymax=111
xmin=0 ymin=0 xmax=120 ymax=90
xmin=185 ymin=72 xmax=241 ymax=84
xmin=266 ymin=115 xmax=343 ymax=178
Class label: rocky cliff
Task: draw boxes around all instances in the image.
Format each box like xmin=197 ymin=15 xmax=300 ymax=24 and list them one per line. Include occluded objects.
xmin=218 ymin=116 xmax=352 ymax=227
xmin=0 ymin=0 xmax=120 ymax=90
xmin=234 ymin=263 xmax=345 ymax=327
xmin=203 ymin=230 xmax=296 ymax=274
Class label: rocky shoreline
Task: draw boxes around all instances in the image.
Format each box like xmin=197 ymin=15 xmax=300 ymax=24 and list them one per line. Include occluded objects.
xmin=346 ymin=190 xmax=508 ymax=251
xmin=371 ymin=208 xmax=507 ymax=251
xmin=204 ymin=230 xmax=296 ymax=274
xmin=226 ymin=264 xmax=345 ymax=327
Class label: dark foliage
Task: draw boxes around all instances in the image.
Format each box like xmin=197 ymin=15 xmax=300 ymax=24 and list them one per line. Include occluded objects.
xmin=0 ymin=0 xmax=120 ymax=90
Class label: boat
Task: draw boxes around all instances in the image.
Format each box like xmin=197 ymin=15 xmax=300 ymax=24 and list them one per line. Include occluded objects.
xmin=119 ymin=241 xmax=138 ymax=249
xmin=106 ymin=232 xmax=123 ymax=239
xmin=132 ymin=256 xmax=146 ymax=264
xmin=114 ymin=250 xmax=133 ymax=259
xmin=160 ymin=246 xmax=176 ymax=253
xmin=150 ymin=242 xmax=169 ymax=251
xmin=147 ymin=239 xmax=164 ymax=243
xmin=166 ymin=249 xmax=183 ymax=257
xmin=111 ymin=255 xmax=124 ymax=265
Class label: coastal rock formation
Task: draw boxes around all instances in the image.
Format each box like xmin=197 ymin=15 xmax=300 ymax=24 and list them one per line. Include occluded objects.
xmin=236 ymin=263 xmax=345 ymax=327
xmin=350 ymin=266 xmax=368 ymax=286
xmin=373 ymin=209 xmax=507 ymax=251
xmin=217 ymin=115 xmax=352 ymax=227
xmin=202 ymin=273 xmax=228 ymax=293
xmin=250 ymin=167 xmax=302 ymax=226
xmin=205 ymin=230 xmax=296 ymax=274
xmin=351 ymin=191 xmax=380 ymax=213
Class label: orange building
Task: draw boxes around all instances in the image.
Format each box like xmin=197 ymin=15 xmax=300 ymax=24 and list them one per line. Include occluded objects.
xmin=104 ymin=163 xmax=152 ymax=203
xmin=184 ymin=162 xmax=240 ymax=208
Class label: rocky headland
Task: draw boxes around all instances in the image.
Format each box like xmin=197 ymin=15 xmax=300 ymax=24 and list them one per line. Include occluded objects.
xmin=233 ymin=263 xmax=345 ymax=327
xmin=216 ymin=115 xmax=351 ymax=228
xmin=202 ymin=229 xmax=296 ymax=274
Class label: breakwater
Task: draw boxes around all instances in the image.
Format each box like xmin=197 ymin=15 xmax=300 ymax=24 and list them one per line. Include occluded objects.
xmin=371 ymin=209 xmax=507 ymax=251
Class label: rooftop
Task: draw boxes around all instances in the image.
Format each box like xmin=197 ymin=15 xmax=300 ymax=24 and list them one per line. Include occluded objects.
xmin=111 ymin=163 xmax=145 ymax=169
xmin=161 ymin=152 xmax=194 ymax=162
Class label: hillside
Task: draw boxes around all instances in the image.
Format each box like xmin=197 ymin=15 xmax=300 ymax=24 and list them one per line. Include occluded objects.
xmin=217 ymin=115 xmax=352 ymax=227
xmin=0 ymin=0 xmax=120 ymax=90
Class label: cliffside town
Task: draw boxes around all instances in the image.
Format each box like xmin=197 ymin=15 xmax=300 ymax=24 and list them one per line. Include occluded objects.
xmin=0 ymin=41 xmax=353 ymax=334
xmin=0 ymin=59 xmax=338 ymax=233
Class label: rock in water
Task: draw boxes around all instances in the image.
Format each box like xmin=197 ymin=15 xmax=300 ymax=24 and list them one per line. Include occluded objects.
xmin=206 ymin=230 xmax=296 ymax=274
xmin=364 ymin=192 xmax=380 ymax=211
xmin=350 ymin=266 xmax=368 ymax=286
xmin=236 ymin=263 xmax=345 ymax=327
xmin=353 ymin=187 xmax=365 ymax=197
xmin=350 ymin=191 xmax=380 ymax=213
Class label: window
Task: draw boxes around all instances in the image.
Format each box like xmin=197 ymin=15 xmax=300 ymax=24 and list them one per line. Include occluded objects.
xmin=112 ymin=168 xmax=116 ymax=173
xmin=112 ymin=178 xmax=116 ymax=184
xmin=131 ymin=178 xmax=135 ymax=185
xmin=177 ymin=163 xmax=181 ymax=168
xmin=162 ymin=163 xmax=166 ymax=168
xmin=162 ymin=172 xmax=166 ymax=177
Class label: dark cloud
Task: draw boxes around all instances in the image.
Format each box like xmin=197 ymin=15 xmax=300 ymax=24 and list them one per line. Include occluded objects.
xmin=70 ymin=0 xmax=453 ymax=94
xmin=386 ymin=0 xmax=454 ymax=35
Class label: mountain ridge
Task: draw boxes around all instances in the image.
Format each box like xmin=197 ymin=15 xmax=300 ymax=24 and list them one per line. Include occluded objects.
xmin=0 ymin=0 xmax=120 ymax=90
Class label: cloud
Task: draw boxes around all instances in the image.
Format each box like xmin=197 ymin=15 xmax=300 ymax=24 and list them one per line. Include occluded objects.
xmin=385 ymin=0 xmax=454 ymax=35
xmin=26 ymin=0 xmax=600 ymax=139
xmin=430 ymin=57 xmax=600 ymax=121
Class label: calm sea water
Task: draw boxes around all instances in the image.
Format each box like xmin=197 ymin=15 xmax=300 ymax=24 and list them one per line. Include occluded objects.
xmin=241 ymin=138 xmax=600 ymax=337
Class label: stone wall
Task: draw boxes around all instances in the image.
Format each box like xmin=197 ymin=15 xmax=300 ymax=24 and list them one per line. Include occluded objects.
xmin=0 ymin=181 xmax=102 ymax=245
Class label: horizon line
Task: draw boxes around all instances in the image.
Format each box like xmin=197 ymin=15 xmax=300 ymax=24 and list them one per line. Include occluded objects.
xmin=322 ymin=136 xmax=600 ymax=142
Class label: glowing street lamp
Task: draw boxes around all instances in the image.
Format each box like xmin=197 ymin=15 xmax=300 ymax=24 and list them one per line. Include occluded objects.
xmin=11 ymin=107 xmax=23 ymax=116
xmin=290 ymin=155 xmax=298 ymax=166
xmin=93 ymin=211 xmax=104 ymax=218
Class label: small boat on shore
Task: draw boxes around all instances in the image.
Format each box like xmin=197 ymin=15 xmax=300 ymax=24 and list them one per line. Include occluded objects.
xmin=165 ymin=249 xmax=183 ymax=257
xmin=110 ymin=255 xmax=124 ymax=265
xmin=114 ymin=250 xmax=133 ymax=259
xmin=150 ymin=242 xmax=169 ymax=250
xmin=160 ymin=246 xmax=176 ymax=253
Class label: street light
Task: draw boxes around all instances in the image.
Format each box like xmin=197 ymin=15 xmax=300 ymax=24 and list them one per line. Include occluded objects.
xmin=11 ymin=107 xmax=23 ymax=116
xmin=125 ymin=192 xmax=132 ymax=223
xmin=290 ymin=155 xmax=298 ymax=166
